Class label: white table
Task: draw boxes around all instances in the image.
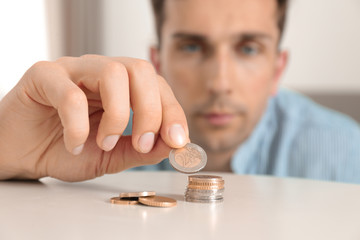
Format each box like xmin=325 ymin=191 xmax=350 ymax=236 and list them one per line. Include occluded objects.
xmin=1 ymin=171 xmax=360 ymax=240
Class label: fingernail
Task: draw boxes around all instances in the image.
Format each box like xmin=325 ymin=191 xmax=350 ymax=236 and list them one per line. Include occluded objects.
xmin=138 ymin=132 xmax=155 ymax=153
xmin=102 ymin=135 xmax=120 ymax=151
xmin=72 ymin=144 xmax=84 ymax=155
xmin=169 ymin=124 xmax=186 ymax=147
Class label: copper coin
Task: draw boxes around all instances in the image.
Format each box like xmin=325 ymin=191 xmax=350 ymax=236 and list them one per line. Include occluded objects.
xmin=188 ymin=180 xmax=225 ymax=186
xmin=188 ymin=181 xmax=224 ymax=187
xmin=119 ymin=191 xmax=156 ymax=198
xmin=188 ymin=175 xmax=223 ymax=183
xmin=169 ymin=143 xmax=207 ymax=174
xmin=138 ymin=196 xmax=177 ymax=208
xmin=110 ymin=197 xmax=138 ymax=205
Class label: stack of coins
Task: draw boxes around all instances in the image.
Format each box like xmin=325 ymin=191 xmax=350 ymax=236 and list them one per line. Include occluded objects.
xmin=185 ymin=175 xmax=224 ymax=203
xmin=110 ymin=191 xmax=177 ymax=208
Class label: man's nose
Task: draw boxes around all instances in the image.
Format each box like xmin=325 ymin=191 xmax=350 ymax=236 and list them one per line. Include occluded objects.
xmin=205 ymin=50 xmax=233 ymax=95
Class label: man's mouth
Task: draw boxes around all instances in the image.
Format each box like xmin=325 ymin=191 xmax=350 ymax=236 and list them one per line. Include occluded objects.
xmin=202 ymin=113 xmax=235 ymax=126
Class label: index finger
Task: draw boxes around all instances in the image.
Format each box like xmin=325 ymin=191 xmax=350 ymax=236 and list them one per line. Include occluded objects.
xmin=110 ymin=58 xmax=189 ymax=149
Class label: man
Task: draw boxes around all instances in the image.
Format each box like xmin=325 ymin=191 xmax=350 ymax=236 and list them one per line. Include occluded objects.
xmin=138 ymin=0 xmax=360 ymax=184
xmin=0 ymin=0 xmax=359 ymax=183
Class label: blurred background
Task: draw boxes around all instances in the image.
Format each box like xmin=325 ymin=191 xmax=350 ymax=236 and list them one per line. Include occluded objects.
xmin=1 ymin=0 xmax=359 ymax=121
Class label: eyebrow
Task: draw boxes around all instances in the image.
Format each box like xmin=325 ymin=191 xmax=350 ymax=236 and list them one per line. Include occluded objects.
xmin=172 ymin=32 xmax=206 ymax=42
xmin=234 ymin=33 xmax=273 ymax=43
xmin=172 ymin=32 xmax=273 ymax=43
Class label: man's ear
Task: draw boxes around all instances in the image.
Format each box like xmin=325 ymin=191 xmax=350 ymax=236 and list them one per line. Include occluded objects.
xmin=271 ymin=50 xmax=289 ymax=96
xmin=150 ymin=46 xmax=161 ymax=74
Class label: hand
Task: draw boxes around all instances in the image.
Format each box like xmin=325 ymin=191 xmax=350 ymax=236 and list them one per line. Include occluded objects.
xmin=0 ymin=55 xmax=189 ymax=181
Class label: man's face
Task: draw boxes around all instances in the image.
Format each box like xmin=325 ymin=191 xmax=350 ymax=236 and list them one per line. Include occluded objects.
xmin=154 ymin=0 xmax=286 ymax=154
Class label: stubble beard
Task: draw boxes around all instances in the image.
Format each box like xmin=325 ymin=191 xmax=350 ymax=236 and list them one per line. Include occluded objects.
xmin=189 ymin=120 xmax=250 ymax=155
xmin=187 ymin=94 xmax=251 ymax=155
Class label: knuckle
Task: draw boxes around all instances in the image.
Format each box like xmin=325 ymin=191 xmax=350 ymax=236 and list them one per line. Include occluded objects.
xmin=55 ymin=56 xmax=75 ymax=64
xmin=129 ymin=59 xmax=156 ymax=75
xmin=102 ymin=61 xmax=127 ymax=77
xmin=80 ymin=54 xmax=102 ymax=59
xmin=30 ymin=61 xmax=53 ymax=74
xmin=62 ymin=87 xmax=87 ymax=107
xmin=28 ymin=61 xmax=61 ymax=82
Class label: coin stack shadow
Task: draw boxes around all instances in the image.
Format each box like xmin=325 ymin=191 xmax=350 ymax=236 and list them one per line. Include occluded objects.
xmin=185 ymin=175 xmax=224 ymax=203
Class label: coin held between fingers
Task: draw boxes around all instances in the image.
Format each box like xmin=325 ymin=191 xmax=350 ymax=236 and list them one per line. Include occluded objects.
xmin=169 ymin=143 xmax=207 ymax=173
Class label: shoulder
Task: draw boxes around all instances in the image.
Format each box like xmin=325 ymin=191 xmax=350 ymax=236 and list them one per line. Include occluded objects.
xmin=273 ymin=88 xmax=360 ymax=133
xmin=273 ymin=89 xmax=360 ymax=183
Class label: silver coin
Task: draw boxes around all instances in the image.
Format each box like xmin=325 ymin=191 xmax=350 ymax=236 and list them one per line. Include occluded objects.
xmin=185 ymin=188 xmax=225 ymax=194
xmin=185 ymin=194 xmax=223 ymax=200
xmin=186 ymin=190 xmax=222 ymax=195
xmin=185 ymin=196 xmax=224 ymax=202
xmin=185 ymin=197 xmax=224 ymax=203
xmin=185 ymin=194 xmax=224 ymax=200
xmin=169 ymin=143 xmax=207 ymax=174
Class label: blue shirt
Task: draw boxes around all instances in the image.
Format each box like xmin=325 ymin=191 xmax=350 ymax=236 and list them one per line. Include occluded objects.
xmin=133 ymin=89 xmax=360 ymax=184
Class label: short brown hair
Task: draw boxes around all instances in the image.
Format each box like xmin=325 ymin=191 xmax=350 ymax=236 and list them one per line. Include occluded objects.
xmin=151 ymin=0 xmax=289 ymax=47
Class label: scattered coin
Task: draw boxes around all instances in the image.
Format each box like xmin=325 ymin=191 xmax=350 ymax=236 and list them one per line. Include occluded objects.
xmin=110 ymin=197 xmax=138 ymax=205
xmin=169 ymin=143 xmax=207 ymax=174
xmin=119 ymin=191 xmax=156 ymax=198
xmin=110 ymin=175 xmax=223 ymax=207
xmin=110 ymin=192 xmax=176 ymax=208
xmin=185 ymin=175 xmax=224 ymax=203
xmin=138 ymin=196 xmax=177 ymax=208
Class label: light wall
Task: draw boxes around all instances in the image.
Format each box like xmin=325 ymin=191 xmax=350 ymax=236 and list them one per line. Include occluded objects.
xmin=281 ymin=0 xmax=360 ymax=93
xmin=100 ymin=0 xmax=360 ymax=93
xmin=101 ymin=0 xmax=155 ymax=60
xmin=1 ymin=0 xmax=360 ymax=97
xmin=0 ymin=0 xmax=48 ymax=97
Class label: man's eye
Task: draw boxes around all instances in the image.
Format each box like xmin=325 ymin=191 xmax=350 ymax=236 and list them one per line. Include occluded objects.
xmin=239 ymin=45 xmax=259 ymax=56
xmin=180 ymin=44 xmax=201 ymax=53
